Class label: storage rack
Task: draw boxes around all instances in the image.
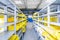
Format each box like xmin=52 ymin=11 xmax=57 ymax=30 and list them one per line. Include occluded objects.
xmin=33 ymin=0 xmax=60 ymax=40
xmin=0 ymin=0 xmax=27 ymax=40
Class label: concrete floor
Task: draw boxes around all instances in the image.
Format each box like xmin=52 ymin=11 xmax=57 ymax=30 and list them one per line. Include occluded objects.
xmin=22 ymin=22 xmax=39 ymax=40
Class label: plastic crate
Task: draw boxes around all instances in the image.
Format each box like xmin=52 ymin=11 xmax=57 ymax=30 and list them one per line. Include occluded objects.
xmin=50 ymin=16 xmax=58 ymax=22
xmin=44 ymin=16 xmax=47 ymax=21
xmin=44 ymin=23 xmax=48 ymax=26
xmin=50 ymin=24 xmax=60 ymax=31
xmin=8 ymin=17 xmax=14 ymax=23
xmin=8 ymin=34 xmax=19 ymax=40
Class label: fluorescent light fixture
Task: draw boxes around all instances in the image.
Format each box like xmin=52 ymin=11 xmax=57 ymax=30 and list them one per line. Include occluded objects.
xmin=14 ymin=1 xmax=23 ymax=4
xmin=46 ymin=0 xmax=55 ymax=3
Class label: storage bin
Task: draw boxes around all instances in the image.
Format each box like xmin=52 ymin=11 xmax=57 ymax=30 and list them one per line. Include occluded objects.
xmin=41 ymin=28 xmax=57 ymax=40
xmin=47 ymin=34 xmax=57 ymax=40
xmin=42 ymin=31 xmax=48 ymax=37
xmin=7 ymin=22 xmax=23 ymax=31
xmin=44 ymin=16 xmax=47 ymax=21
xmin=0 ymin=15 xmax=4 ymax=26
xmin=56 ymin=32 xmax=60 ymax=40
xmin=8 ymin=34 xmax=19 ymax=40
xmin=42 ymin=30 xmax=57 ymax=40
xmin=15 ymin=36 xmax=19 ymax=40
xmin=44 ymin=23 xmax=48 ymax=26
xmin=45 ymin=37 xmax=50 ymax=40
xmin=21 ymin=27 xmax=26 ymax=33
xmin=50 ymin=24 xmax=60 ymax=31
xmin=42 ymin=27 xmax=57 ymax=39
xmin=50 ymin=16 xmax=58 ymax=22
xmin=7 ymin=25 xmax=14 ymax=31
xmin=39 ymin=18 xmax=42 ymax=21
xmin=8 ymin=17 xmax=14 ymax=23
xmin=8 ymin=34 xmax=17 ymax=40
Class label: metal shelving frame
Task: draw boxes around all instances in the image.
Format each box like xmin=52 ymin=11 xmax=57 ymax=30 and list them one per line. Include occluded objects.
xmin=33 ymin=0 xmax=60 ymax=40
xmin=0 ymin=0 xmax=24 ymax=40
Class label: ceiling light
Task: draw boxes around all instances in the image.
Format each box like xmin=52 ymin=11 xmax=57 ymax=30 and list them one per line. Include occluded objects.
xmin=46 ymin=0 xmax=55 ymax=3
xmin=14 ymin=1 xmax=23 ymax=4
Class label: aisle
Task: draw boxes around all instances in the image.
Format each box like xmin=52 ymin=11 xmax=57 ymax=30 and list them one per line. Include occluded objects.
xmin=22 ymin=22 xmax=39 ymax=40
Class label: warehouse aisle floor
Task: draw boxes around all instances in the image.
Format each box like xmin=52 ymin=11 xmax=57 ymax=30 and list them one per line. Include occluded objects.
xmin=22 ymin=22 xmax=39 ymax=40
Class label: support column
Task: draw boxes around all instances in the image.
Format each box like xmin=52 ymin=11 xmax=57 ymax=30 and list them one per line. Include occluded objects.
xmin=4 ymin=6 xmax=7 ymax=31
xmin=47 ymin=6 xmax=50 ymax=27
xmin=14 ymin=6 xmax=17 ymax=34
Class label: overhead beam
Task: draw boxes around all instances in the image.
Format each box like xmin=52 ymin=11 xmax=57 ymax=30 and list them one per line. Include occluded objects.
xmin=0 ymin=2 xmax=6 ymax=6
xmin=36 ymin=0 xmax=42 ymax=9
xmin=22 ymin=0 xmax=27 ymax=9
xmin=51 ymin=3 xmax=60 ymax=5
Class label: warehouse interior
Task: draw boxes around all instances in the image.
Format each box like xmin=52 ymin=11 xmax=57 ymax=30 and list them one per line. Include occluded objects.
xmin=0 ymin=0 xmax=60 ymax=40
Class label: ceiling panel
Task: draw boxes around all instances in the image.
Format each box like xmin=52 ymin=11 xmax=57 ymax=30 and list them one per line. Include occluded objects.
xmin=17 ymin=4 xmax=25 ymax=9
xmin=11 ymin=0 xmax=25 ymax=9
xmin=11 ymin=0 xmax=42 ymax=9
xmin=38 ymin=0 xmax=56 ymax=9
xmin=27 ymin=0 xmax=41 ymax=9
xmin=11 ymin=0 xmax=58 ymax=9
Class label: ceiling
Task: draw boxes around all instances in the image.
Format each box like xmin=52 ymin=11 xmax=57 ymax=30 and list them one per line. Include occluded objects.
xmin=12 ymin=0 xmax=42 ymax=9
xmin=11 ymin=0 xmax=60 ymax=14
xmin=11 ymin=0 xmax=43 ymax=9
xmin=11 ymin=0 xmax=58 ymax=9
